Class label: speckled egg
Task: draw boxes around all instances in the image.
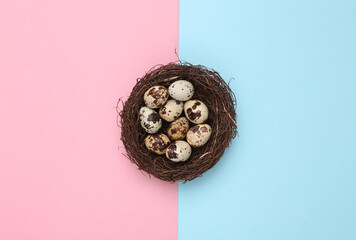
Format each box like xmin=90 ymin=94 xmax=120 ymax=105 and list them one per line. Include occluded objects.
xmin=167 ymin=117 xmax=189 ymax=141
xmin=184 ymin=100 xmax=209 ymax=124
xmin=186 ymin=124 xmax=212 ymax=147
xmin=166 ymin=140 xmax=192 ymax=162
xmin=144 ymin=133 xmax=171 ymax=155
xmin=139 ymin=107 xmax=162 ymax=133
xmin=144 ymin=85 xmax=169 ymax=109
xmin=159 ymin=99 xmax=184 ymax=122
xmin=168 ymin=80 xmax=194 ymax=101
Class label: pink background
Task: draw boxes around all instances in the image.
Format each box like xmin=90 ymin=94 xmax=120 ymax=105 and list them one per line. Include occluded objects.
xmin=0 ymin=0 xmax=178 ymax=239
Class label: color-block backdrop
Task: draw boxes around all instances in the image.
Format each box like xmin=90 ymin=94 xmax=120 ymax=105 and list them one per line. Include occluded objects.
xmin=179 ymin=0 xmax=356 ymax=239
xmin=1 ymin=0 xmax=356 ymax=239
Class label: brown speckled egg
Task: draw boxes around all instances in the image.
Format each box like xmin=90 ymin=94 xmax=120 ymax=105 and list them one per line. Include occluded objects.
xmin=167 ymin=117 xmax=189 ymax=141
xmin=144 ymin=86 xmax=169 ymax=109
xmin=166 ymin=140 xmax=192 ymax=162
xmin=159 ymin=99 xmax=184 ymax=122
xmin=168 ymin=80 xmax=194 ymax=101
xmin=144 ymin=133 xmax=171 ymax=155
xmin=186 ymin=124 xmax=212 ymax=147
xmin=184 ymin=100 xmax=208 ymax=124
xmin=139 ymin=107 xmax=162 ymax=133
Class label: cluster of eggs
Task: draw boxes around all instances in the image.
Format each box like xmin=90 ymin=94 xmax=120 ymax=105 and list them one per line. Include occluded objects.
xmin=139 ymin=80 xmax=212 ymax=162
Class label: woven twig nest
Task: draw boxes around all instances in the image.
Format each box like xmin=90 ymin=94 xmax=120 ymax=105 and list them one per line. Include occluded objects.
xmin=119 ymin=62 xmax=237 ymax=182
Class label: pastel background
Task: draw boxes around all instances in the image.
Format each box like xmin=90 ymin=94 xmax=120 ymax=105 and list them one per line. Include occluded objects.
xmin=1 ymin=0 xmax=356 ymax=239
xmin=0 ymin=0 xmax=178 ymax=239
xmin=179 ymin=0 xmax=356 ymax=240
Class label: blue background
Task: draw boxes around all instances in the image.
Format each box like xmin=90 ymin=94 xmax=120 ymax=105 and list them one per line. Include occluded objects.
xmin=178 ymin=0 xmax=356 ymax=239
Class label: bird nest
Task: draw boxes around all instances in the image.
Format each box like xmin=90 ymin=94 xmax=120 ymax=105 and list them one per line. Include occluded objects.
xmin=119 ymin=62 xmax=237 ymax=182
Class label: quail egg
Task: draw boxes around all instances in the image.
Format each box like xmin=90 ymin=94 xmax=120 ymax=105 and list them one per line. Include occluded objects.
xmin=166 ymin=140 xmax=192 ymax=162
xmin=144 ymin=133 xmax=171 ymax=155
xmin=159 ymin=99 xmax=184 ymax=122
xmin=168 ymin=80 xmax=194 ymax=101
xmin=167 ymin=117 xmax=189 ymax=141
xmin=144 ymin=85 xmax=169 ymax=109
xmin=186 ymin=124 xmax=212 ymax=147
xmin=184 ymin=100 xmax=209 ymax=124
xmin=139 ymin=107 xmax=162 ymax=133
